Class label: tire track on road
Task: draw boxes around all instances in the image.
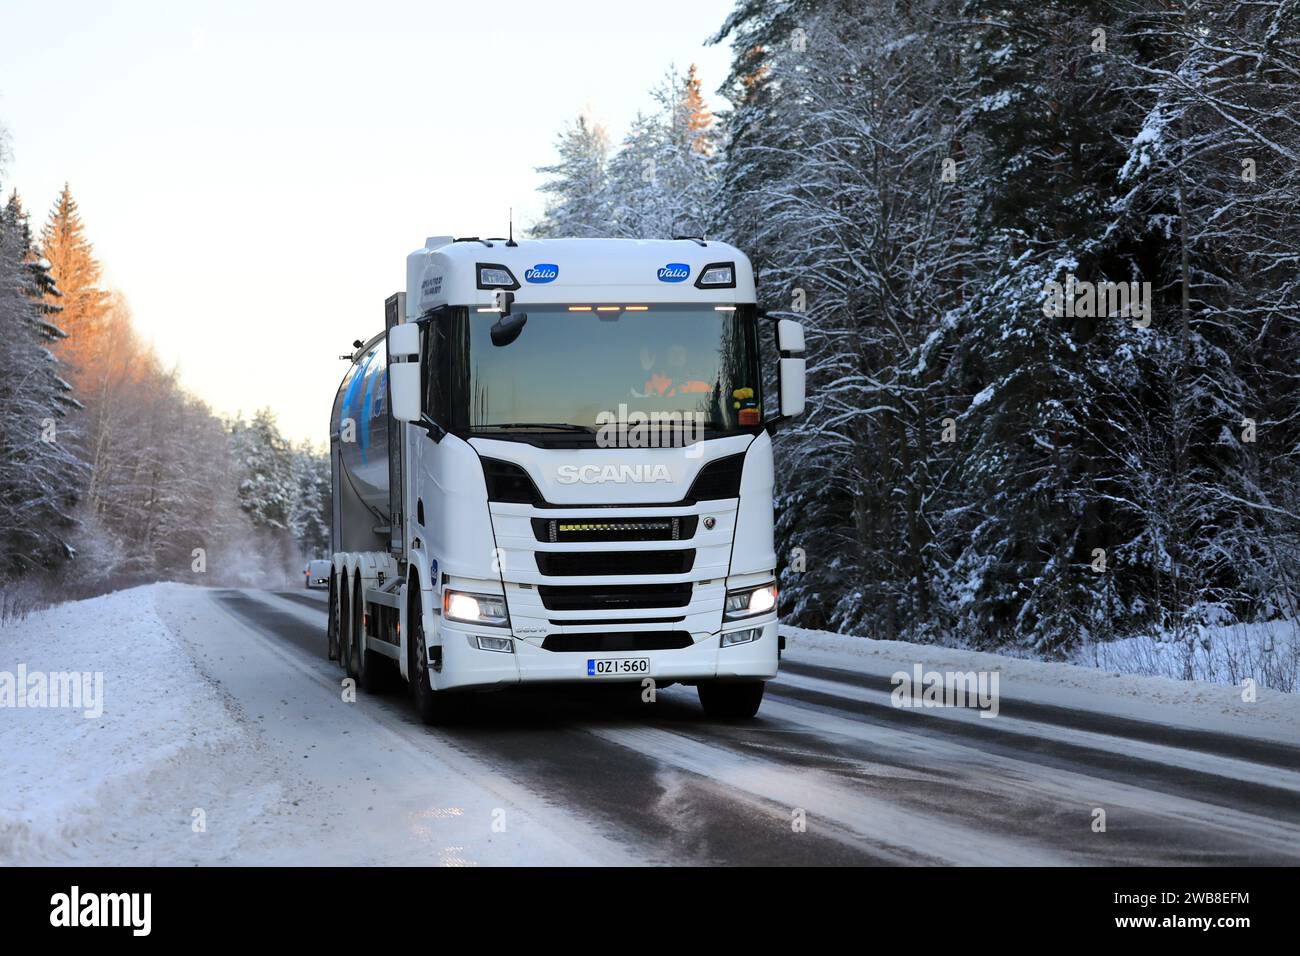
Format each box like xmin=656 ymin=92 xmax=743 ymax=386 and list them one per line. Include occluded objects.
xmin=224 ymin=589 xmax=891 ymax=865
xmin=781 ymin=659 xmax=1300 ymax=771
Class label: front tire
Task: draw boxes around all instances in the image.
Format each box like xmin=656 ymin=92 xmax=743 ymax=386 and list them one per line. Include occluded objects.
xmin=698 ymin=680 xmax=765 ymax=719
xmin=408 ymin=589 xmax=459 ymax=724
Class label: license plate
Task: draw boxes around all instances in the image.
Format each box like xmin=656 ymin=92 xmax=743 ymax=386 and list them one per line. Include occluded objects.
xmin=587 ymin=657 xmax=650 ymax=677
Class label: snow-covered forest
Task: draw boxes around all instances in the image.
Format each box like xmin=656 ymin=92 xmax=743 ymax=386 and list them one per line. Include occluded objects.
xmin=0 ymin=172 xmax=330 ymax=608
xmin=533 ymin=0 xmax=1300 ymax=663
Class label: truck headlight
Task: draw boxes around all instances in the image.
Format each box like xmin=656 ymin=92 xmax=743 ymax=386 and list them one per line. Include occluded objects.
xmin=443 ymin=589 xmax=509 ymax=626
xmin=724 ymin=582 xmax=777 ymax=620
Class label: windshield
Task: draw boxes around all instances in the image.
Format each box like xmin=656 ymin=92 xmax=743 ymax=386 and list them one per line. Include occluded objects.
xmin=441 ymin=303 xmax=762 ymax=441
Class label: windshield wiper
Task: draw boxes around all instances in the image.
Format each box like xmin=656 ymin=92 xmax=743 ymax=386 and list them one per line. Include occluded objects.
xmin=475 ymin=422 xmax=595 ymax=433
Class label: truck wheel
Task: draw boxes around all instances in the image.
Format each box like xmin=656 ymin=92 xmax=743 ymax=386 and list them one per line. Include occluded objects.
xmin=408 ymin=590 xmax=457 ymax=725
xmin=698 ymin=680 xmax=765 ymax=719
xmin=348 ymin=576 xmax=393 ymax=692
xmin=344 ymin=577 xmax=361 ymax=681
xmin=349 ymin=574 xmax=370 ymax=685
xmin=339 ymin=577 xmax=352 ymax=673
xmin=327 ymin=573 xmax=340 ymax=662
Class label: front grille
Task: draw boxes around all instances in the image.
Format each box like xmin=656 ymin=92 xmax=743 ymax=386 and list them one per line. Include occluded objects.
xmin=532 ymin=516 xmax=698 ymax=542
xmin=535 ymin=550 xmax=695 ymax=576
xmin=538 ymin=582 xmax=694 ymax=611
xmin=542 ymin=632 xmax=693 ymax=652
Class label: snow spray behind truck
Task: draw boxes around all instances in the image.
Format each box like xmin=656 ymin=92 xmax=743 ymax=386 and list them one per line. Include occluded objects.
xmin=327 ymin=236 xmax=805 ymax=721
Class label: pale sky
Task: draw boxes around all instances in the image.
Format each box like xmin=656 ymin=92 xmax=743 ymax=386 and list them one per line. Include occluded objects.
xmin=0 ymin=0 xmax=737 ymax=445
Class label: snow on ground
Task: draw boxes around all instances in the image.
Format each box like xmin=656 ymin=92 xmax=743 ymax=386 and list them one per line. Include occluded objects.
xmin=1 ymin=583 xmax=634 ymax=866
xmin=781 ymin=623 xmax=1300 ymax=747
xmin=5 ymin=582 xmax=1297 ymax=866
xmin=0 ymin=585 xmax=283 ymax=864
xmin=1077 ymin=619 xmax=1299 ymax=694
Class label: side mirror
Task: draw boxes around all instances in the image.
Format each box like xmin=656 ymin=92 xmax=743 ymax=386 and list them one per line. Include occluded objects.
xmin=777 ymin=318 xmax=805 ymax=418
xmin=387 ymin=323 xmax=422 ymax=423
xmin=490 ymin=311 xmax=528 ymax=347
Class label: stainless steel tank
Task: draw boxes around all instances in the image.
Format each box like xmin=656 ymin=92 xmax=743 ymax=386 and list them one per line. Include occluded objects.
xmin=330 ymin=339 xmax=392 ymax=519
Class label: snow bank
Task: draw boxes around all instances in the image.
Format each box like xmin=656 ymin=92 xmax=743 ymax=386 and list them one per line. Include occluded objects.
xmin=781 ymin=623 xmax=1300 ymax=746
xmin=1078 ymin=619 xmax=1299 ymax=694
xmin=0 ymin=585 xmax=245 ymax=863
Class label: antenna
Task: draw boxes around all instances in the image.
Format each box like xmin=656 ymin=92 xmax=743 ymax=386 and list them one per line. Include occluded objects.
xmin=506 ymin=208 xmax=517 ymax=246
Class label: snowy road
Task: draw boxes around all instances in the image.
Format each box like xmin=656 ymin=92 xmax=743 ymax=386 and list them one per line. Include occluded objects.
xmin=4 ymin=583 xmax=1299 ymax=865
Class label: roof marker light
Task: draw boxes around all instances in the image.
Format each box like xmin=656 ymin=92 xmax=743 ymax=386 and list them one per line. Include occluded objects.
xmin=567 ymin=306 xmax=592 ymax=312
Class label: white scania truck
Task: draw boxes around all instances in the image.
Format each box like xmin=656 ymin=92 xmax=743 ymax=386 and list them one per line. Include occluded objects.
xmin=327 ymin=236 xmax=805 ymax=721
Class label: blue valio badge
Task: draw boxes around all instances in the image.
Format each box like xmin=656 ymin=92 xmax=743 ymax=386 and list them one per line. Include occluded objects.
xmin=657 ymin=263 xmax=690 ymax=282
xmin=525 ymin=263 xmax=558 ymax=283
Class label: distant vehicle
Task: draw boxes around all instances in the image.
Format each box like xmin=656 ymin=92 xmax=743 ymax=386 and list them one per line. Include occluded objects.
xmin=305 ymin=560 xmax=332 ymax=590
xmin=326 ymin=236 xmax=805 ymax=722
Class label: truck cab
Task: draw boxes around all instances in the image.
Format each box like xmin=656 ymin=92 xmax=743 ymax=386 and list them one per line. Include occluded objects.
xmin=329 ymin=237 xmax=805 ymax=720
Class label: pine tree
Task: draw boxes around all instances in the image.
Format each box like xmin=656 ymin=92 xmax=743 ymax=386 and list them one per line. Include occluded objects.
xmin=230 ymin=409 xmax=296 ymax=531
xmin=0 ymin=182 xmax=85 ymax=576
xmin=39 ymin=184 xmax=109 ymax=379
xmin=714 ymin=1 xmax=981 ymax=639
xmin=532 ymin=114 xmax=612 ymax=237
xmin=1109 ymin=0 xmax=1300 ymax=635
xmin=288 ymin=443 xmax=331 ymax=559
xmin=683 ymin=64 xmax=714 ymax=153
xmin=604 ymin=65 xmax=721 ymax=239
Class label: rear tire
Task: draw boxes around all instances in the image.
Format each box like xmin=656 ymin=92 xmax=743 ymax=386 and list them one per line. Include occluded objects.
xmin=698 ymin=680 xmax=765 ymax=719
xmin=349 ymin=574 xmax=396 ymax=693
xmin=327 ymin=572 xmax=340 ymax=662
xmin=348 ymin=574 xmax=364 ymax=681
xmin=344 ymin=577 xmax=360 ymax=681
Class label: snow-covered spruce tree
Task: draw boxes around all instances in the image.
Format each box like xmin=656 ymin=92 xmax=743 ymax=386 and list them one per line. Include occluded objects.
xmin=288 ymin=443 xmax=331 ymax=560
xmin=703 ymin=0 xmax=1300 ymax=656
xmin=604 ymin=65 xmax=722 ymax=240
xmin=531 ymin=113 xmax=612 ymax=238
xmin=713 ymin=1 xmax=985 ymax=639
xmin=226 ymin=408 xmax=301 ymax=580
xmin=1107 ymin=0 xmax=1300 ymax=639
xmin=910 ymin=0 xmax=1173 ymax=654
xmin=230 ymin=408 xmax=296 ymax=531
xmin=0 ymin=185 xmax=84 ymax=577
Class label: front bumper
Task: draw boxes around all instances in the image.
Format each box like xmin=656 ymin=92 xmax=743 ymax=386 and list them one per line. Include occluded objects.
xmin=429 ymin=619 xmax=778 ymax=692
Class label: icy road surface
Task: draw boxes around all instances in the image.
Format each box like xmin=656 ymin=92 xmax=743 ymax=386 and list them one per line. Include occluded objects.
xmin=2 ymin=583 xmax=1298 ymax=865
